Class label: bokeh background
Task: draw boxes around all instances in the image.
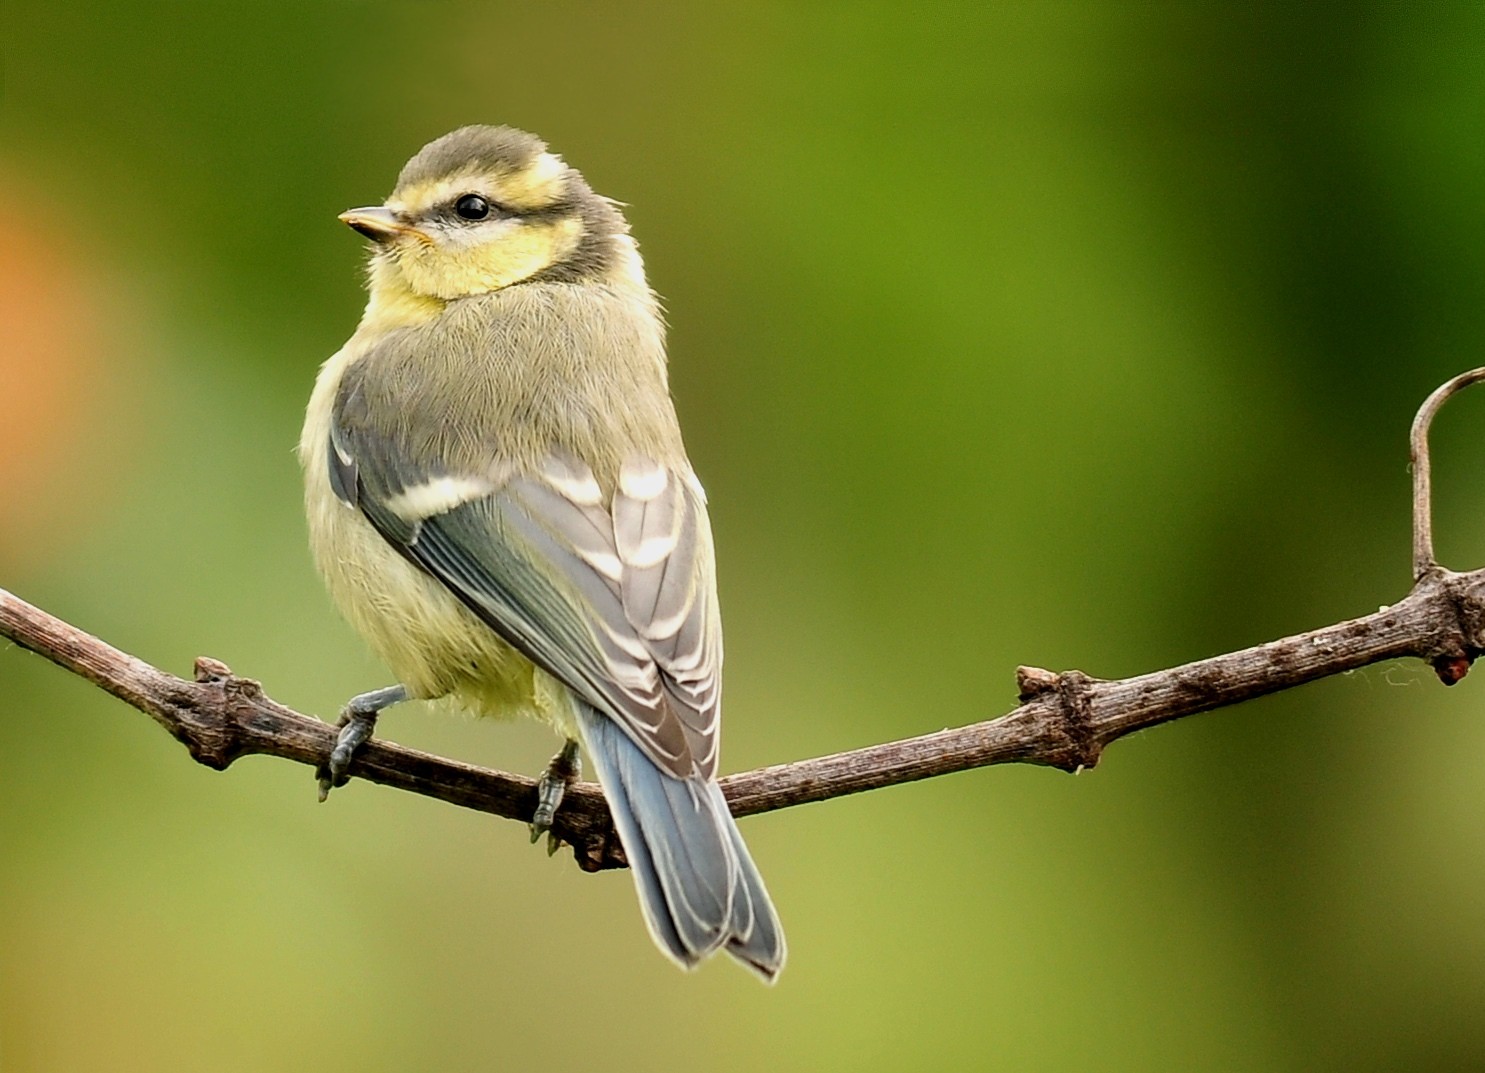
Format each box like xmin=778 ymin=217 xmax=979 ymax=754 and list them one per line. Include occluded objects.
xmin=5 ymin=4 xmax=1485 ymax=1070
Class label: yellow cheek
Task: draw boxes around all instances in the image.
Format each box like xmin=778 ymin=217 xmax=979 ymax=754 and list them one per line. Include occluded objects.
xmin=403 ymin=217 xmax=583 ymax=298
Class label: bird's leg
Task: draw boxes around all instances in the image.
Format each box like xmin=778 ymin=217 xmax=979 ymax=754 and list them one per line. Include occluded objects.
xmin=317 ymin=684 xmax=408 ymax=801
xmin=531 ymin=738 xmax=581 ymax=851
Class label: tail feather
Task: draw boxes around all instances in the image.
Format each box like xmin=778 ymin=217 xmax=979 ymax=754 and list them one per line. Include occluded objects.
xmin=576 ymin=704 xmax=786 ymax=980
xmin=713 ymin=779 xmax=786 ymax=978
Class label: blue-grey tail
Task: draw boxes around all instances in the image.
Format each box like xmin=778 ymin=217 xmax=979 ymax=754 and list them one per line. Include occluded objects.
xmin=575 ymin=704 xmax=786 ymax=981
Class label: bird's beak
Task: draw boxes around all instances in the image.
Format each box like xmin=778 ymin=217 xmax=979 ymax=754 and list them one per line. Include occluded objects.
xmin=339 ymin=205 xmax=412 ymax=243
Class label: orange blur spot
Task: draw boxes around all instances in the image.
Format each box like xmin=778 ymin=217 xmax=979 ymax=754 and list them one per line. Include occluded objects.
xmin=0 ymin=176 xmax=119 ymax=566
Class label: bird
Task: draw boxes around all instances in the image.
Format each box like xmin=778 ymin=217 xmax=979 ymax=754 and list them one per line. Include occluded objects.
xmin=297 ymin=124 xmax=785 ymax=980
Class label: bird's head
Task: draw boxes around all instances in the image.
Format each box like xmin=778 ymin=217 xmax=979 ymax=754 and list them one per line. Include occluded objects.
xmin=342 ymin=125 xmax=641 ymax=320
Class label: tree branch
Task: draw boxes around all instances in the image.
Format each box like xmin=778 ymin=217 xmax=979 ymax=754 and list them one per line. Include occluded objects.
xmin=6 ymin=370 xmax=1485 ymax=872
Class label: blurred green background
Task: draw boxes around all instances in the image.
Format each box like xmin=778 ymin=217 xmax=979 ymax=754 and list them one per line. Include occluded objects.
xmin=5 ymin=4 xmax=1485 ymax=1070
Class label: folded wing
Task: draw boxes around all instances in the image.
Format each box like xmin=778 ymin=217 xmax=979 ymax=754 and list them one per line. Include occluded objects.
xmin=329 ymin=411 xmax=723 ymax=779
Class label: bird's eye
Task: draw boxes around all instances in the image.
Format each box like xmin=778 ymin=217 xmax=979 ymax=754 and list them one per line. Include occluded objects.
xmin=454 ymin=194 xmax=490 ymax=220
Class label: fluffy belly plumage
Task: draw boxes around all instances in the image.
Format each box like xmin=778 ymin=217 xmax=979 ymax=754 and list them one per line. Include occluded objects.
xmin=302 ymin=438 xmax=553 ymax=727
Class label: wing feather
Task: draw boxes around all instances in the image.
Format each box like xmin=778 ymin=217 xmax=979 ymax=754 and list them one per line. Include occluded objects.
xmin=332 ymin=396 xmax=723 ymax=777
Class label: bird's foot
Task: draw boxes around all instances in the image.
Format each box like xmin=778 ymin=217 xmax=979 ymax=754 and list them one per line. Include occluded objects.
xmin=531 ymin=739 xmax=581 ymax=852
xmin=317 ymin=684 xmax=408 ymax=801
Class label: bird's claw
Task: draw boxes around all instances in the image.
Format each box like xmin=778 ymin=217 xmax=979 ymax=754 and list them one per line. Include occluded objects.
xmin=529 ymin=777 xmax=564 ymax=842
xmin=316 ymin=684 xmax=407 ymax=802
xmin=317 ymin=711 xmax=377 ymax=801
xmin=529 ymin=739 xmax=581 ymax=845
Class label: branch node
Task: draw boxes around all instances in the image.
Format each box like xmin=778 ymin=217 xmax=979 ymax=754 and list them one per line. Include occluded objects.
xmin=177 ymin=657 xmax=264 ymax=770
xmin=1031 ymin=669 xmax=1102 ymax=773
xmin=170 ymin=695 xmax=244 ymax=770
xmin=193 ymin=656 xmax=232 ymax=683
xmin=1016 ymin=665 xmax=1061 ymax=701
xmin=1060 ymin=670 xmax=1100 ymax=769
xmin=1421 ymin=572 xmax=1485 ymax=685
xmin=1450 ymin=574 xmax=1485 ymax=651
xmin=225 ymin=674 xmax=265 ymax=703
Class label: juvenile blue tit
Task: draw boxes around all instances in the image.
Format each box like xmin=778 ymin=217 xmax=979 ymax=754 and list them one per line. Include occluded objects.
xmin=298 ymin=125 xmax=785 ymax=979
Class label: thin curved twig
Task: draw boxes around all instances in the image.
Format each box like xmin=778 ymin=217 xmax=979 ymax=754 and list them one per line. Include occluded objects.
xmin=1411 ymin=367 xmax=1485 ymax=580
